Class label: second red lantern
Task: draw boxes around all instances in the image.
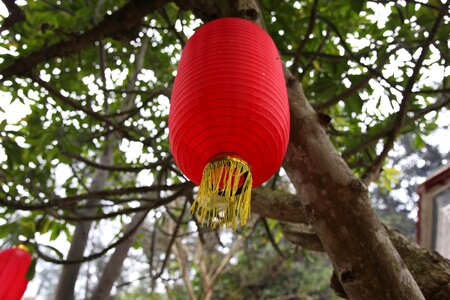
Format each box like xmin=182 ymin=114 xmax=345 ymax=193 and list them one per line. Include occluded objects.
xmin=169 ymin=18 xmax=290 ymax=229
xmin=0 ymin=246 xmax=32 ymax=300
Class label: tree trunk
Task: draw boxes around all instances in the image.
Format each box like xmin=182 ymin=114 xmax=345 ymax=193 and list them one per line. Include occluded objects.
xmin=90 ymin=210 xmax=149 ymax=300
xmin=282 ymin=73 xmax=425 ymax=299
xmin=54 ymin=145 xmax=113 ymax=300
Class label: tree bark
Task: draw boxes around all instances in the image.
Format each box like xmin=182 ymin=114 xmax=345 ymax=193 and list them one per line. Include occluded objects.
xmin=282 ymin=64 xmax=424 ymax=300
xmin=90 ymin=210 xmax=149 ymax=300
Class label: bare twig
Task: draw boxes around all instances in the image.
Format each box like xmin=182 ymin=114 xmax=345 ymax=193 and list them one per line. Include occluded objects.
xmin=152 ymin=199 xmax=188 ymax=281
xmin=261 ymin=217 xmax=286 ymax=259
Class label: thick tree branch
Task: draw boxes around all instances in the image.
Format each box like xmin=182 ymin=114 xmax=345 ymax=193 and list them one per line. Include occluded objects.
xmin=0 ymin=0 xmax=171 ymax=80
xmin=0 ymin=0 xmax=25 ymax=33
xmin=251 ymin=187 xmax=306 ymax=223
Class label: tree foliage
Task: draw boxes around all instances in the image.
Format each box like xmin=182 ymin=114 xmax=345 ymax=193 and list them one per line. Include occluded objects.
xmin=0 ymin=0 xmax=449 ymax=299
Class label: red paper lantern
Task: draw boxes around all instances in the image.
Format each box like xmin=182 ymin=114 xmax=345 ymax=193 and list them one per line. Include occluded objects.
xmin=0 ymin=246 xmax=32 ymax=300
xmin=169 ymin=18 xmax=289 ymax=229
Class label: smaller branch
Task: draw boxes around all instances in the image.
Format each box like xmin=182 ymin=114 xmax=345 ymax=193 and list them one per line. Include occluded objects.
xmin=97 ymin=40 xmax=110 ymax=111
xmin=261 ymin=217 xmax=286 ymax=258
xmin=290 ymin=0 xmax=318 ymax=74
xmin=412 ymin=88 xmax=450 ymax=95
xmin=209 ymin=218 xmax=258 ymax=284
xmin=342 ymin=97 xmax=450 ymax=159
xmin=148 ymin=219 xmax=159 ymax=290
xmin=314 ymin=54 xmax=390 ymax=111
xmin=45 ymin=196 xmax=175 ymax=221
xmin=372 ymin=0 xmax=441 ymax=10
xmin=61 ymin=149 xmax=169 ymax=172
xmin=35 ymin=206 xmax=150 ymax=264
xmin=362 ymin=4 xmax=448 ymax=183
xmin=173 ymin=241 xmax=197 ymax=300
xmin=281 ymin=50 xmax=372 ymax=62
xmin=316 ymin=14 xmax=401 ymax=93
xmin=0 ymin=0 xmax=171 ymax=80
xmin=299 ymin=29 xmax=329 ymax=81
xmin=159 ymin=7 xmax=186 ymax=47
xmin=59 ymin=182 xmax=193 ymax=204
xmin=68 ymin=163 xmax=90 ymax=192
xmin=32 ymin=76 xmax=144 ymax=144
xmin=152 ymin=199 xmax=188 ymax=281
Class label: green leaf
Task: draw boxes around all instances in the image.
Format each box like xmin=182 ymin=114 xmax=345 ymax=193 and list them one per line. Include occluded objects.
xmin=413 ymin=133 xmax=426 ymax=149
xmin=26 ymin=258 xmax=37 ymax=281
xmin=49 ymin=223 xmax=62 ymax=241
xmin=2 ymin=138 xmax=23 ymax=168
xmin=349 ymin=0 xmax=365 ymax=13
xmin=19 ymin=219 xmax=36 ymax=238
xmin=0 ymin=222 xmax=17 ymax=238
xmin=39 ymin=218 xmax=52 ymax=234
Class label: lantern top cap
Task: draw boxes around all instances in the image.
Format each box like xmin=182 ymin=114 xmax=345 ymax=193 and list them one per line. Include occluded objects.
xmin=16 ymin=244 xmax=29 ymax=252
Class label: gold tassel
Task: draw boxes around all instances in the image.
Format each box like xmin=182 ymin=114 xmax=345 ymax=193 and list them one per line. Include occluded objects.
xmin=191 ymin=155 xmax=252 ymax=230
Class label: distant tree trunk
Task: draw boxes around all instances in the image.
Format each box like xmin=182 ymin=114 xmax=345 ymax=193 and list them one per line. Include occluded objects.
xmin=90 ymin=210 xmax=149 ymax=300
xmin=54 ymin=145 xmax=113 ymax=300
xmin=53 ymin=36 xmax=149 ymax=299
xmin=173 ymin=241 xmax=197 ymax=300
xmin=203 ymin=289 xmax=213 ymax=300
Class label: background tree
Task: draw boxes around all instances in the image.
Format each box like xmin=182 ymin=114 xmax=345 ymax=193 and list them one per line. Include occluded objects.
xmin=0 ymin=0 xmax=449 ymax=299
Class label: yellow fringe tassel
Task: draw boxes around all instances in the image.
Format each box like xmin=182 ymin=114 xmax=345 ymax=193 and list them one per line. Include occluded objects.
xmin=191 ymin=156 xmax=252 ymax=230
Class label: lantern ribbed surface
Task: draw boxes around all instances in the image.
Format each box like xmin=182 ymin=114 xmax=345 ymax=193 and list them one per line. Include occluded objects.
xmin=169 ymin=18 xmax=289 ymax=228
xmin=0 ymin=247 xmax=32 ymax=300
